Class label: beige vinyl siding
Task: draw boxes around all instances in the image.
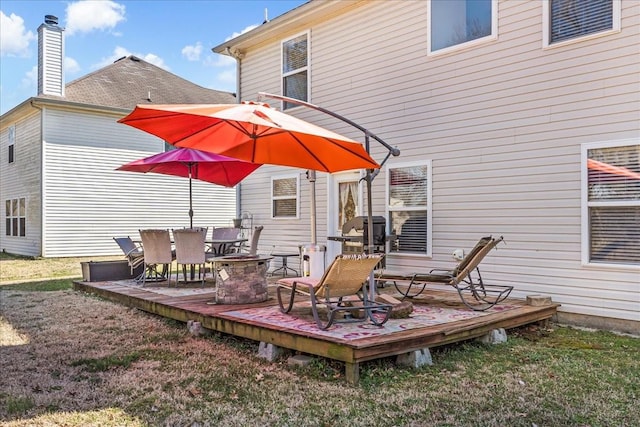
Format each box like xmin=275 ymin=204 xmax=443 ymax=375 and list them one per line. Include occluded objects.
xmin=41 ymin=108 xmax=237 ymax=257
xmin=234 ymin=0 xmax=639 ymax=324
xmin=0 ymin=112 xmax=43 ymax=257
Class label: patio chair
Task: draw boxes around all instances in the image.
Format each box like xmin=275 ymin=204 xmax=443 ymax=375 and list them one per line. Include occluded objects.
xmin=241 ymin=225 xmax=264 ymax=256
xmin=276 ymin=253 xmax=392 ymax=330
xmin=376 ymin=236 xmax=513 ymax=311
xmin=207 ymin=227 xmax=242 ymax=256
xmin=139 ymin=229 xmax=174 ymax=285
xmin=173 ymin=228 xmax=207 ymax=286
xmin=113 ymin=236 xmax=145 ymax=280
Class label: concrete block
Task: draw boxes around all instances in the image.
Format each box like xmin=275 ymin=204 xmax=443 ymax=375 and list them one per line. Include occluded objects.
xmin=526 ymin=295 xmax=553 ymax=306
xmin=257 ymin=342 xmax=284 ymax=361
xmin=396 ymin=348 xmax=433 ymax=368
xmin=478 ymin=328 xmax=508 ymax=344
xmin=287 ymin=354 xmax=314 ymax=367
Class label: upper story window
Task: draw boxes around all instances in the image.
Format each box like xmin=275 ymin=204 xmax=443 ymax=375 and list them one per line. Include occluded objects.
xmin=5 ymin=198 xmax=26 ymax=237
xmin=282 ymin=31 xmax=309 ymax=110
xmin=544 ymin=0 xmax=620 ymax=47
xmin=8 ymin=125 xmax=15 ymax=163
xmin=582 ymin=140 xmax=640 ymax=266
xmin=272 ymin=174 xmax=299 ymax=219
xmin=387 ymin=161 xmax=432 ymax=256
xmin=429 ymin=0 xmax=496 ymax=55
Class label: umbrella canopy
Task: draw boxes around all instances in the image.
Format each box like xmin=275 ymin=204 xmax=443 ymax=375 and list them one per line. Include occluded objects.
xmin=118 ymin=102 xmax=380 ymax=173
xmin=117 ymin=148 xmax=261 ymax=228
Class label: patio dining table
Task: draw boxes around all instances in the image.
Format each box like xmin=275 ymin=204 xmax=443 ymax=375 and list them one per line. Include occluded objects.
xmin=206 ymin=238 xmax=248 ymax=256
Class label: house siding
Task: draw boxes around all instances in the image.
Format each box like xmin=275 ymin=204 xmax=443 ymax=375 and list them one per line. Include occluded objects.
xmin=232 ymin=0 xmax=639 ymax=326
xmin=41 ymin=107 xmax=237 ymax=257
xmin=0 ymin=111 xmax=43 ymax=257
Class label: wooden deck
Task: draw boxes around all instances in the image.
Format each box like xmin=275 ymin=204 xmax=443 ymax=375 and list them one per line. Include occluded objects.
xmin=73 ymin=279 xmax=559 ymax=384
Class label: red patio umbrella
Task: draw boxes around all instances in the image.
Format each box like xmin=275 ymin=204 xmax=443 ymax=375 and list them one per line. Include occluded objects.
xmin=118 ymin=102 xmax=380 ymax=173
xmin=117 ymin=148 xmax=261 ymax=228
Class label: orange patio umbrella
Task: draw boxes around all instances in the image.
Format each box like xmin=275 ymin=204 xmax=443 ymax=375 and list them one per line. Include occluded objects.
xmin=118 ymin=102 xmax=380 ymax=173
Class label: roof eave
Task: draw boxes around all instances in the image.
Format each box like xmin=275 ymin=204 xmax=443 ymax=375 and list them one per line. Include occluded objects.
xmin=212 ymin=0 xmax=363 ymax=55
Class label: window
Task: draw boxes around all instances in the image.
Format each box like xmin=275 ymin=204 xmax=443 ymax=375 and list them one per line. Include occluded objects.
xmin=282 ymin=32 xmax=309 ymax=110
xmin=272 ymin=174 xmax=299 ymax=218
xmin=8 ymin=125 xmax=15 ymax=163
xmin=5 ymin=198 xmax=26 ymax=237
xmin=429 ymin=0 xmax=496 ymax=54
xmin=582 ymin=141 xmax=640 ymax=266
xmin=544 ymin=0 xmax=620 ymax=47
xmin=387 ymin=161 xmax=432 ymax=255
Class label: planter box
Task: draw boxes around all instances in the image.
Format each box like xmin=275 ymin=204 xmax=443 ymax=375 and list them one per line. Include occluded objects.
xmin=81 ymin=260 xmax=142 ymax=282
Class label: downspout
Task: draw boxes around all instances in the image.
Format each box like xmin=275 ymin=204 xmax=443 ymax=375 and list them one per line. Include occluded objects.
xmin=226 ymin=47 xmax=244 ymax=219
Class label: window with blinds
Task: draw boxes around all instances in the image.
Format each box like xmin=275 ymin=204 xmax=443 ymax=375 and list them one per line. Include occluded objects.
xmin=272 ymin=175 xmax=299 ymax=218
xmin=387 ymin=162 xmax=431 ymax=255
xmin=549 ymin=0 xmax=615 ymax=44
xmin=585 ymin=143 xmax=640 ymax=265
xmin=282 ymin=32 xmax=308 ymax=110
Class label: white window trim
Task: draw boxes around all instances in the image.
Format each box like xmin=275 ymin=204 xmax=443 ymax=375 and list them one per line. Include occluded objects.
xmin=385 ymin=159 xmax=433 ymax=258
xmin=271 ymin=173 xmax=300 ymax=220
xmin=580 ymin=138 xmax=640 ymax=270
xmin=280 ymin=30 xmax=311 ymax=110
xmin=427 ymin=0 xmax=498 ymax=57
xmin=542 ymin=0 xmax=621 ymax=49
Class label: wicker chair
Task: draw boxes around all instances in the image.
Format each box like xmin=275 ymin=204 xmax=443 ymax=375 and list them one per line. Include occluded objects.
xmin=377 ymin=236 xmax=513 ymax=311
xmin=173 ymin=228 xmax=207 ymax=286
xmin=139 ymin=229 xmax=174 ymax=285
xmin=276 ymin=253 xmax=391 ymax=330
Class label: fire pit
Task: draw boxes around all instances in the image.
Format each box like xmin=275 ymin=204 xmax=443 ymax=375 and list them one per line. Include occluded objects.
xmin=212 ymin=255 xmax=272 ymax=304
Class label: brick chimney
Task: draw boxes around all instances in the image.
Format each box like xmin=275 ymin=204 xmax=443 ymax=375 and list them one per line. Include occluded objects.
xmin=37 ymin=15 xmax=65 ymax=97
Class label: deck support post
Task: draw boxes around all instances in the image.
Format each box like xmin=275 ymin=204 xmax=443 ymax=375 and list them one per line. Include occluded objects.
xmin=396 ymin=348 xmax=433 ymax=368
xmin=345 ymin=362 xmax=360 ymax=384
xmin=258 ymin=342 xmax=284 ymax=361
xmin=477 ymin=327 xmax=508 ymax=344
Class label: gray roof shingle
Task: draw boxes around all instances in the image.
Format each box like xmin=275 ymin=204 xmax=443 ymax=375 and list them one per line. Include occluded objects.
xmin=43 ymin=55 xmax=236 ymax=110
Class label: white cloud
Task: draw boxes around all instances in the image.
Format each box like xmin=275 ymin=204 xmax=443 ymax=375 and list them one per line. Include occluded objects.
xmin=182 ymin=42 xmax=203 ymax=61
xmin=65 ymin=57 xmax=81 ymax=75
xmin=0 ymin=11 xmax=35 ymax=57
xmin=226 ymin=24 xmax=258 ymax=41
xmin=92 ymin=46 xmax=170 ymax=71
xmin=65 ymin=0 xmax=126 ymax=36
xmin=204 ymin=53 xmax=236 ymax=68
xmin=22 ymin=65 xmax=37 ymax=89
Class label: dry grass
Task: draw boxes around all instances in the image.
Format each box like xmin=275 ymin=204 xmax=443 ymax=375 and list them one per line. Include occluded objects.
xmin=1 ymin=255 xmax=639 ymax=426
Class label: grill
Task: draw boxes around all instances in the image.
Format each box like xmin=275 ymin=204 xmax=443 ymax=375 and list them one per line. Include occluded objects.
xmin=328 ymin=216 xmax=387 ymax=263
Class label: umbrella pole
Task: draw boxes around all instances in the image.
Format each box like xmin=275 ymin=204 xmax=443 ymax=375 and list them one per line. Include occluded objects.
xmin=188 ymin=164 xmax=194 ymax=229
xmin=308 ymin=170 xmax=317 ymax=244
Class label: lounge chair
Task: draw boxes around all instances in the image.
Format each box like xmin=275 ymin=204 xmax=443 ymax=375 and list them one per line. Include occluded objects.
xmin=113 ymin=236 xmax=145 ymax=280
xmin=376 ymin=236 xmax=513 ymax=311
xmin=173 ymin=228 xmax=207 ymax=286
xmin=139 ymin=229 xmax=174 ymax=285
xmin=276 ymin=253 xmax=392 ymax=330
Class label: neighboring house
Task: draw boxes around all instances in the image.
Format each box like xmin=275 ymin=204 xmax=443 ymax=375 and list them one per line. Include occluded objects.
xmin=0 ymin=16 xmax=237 ymax=258
xmin=213 ymin=0 xmax=639 ymax=333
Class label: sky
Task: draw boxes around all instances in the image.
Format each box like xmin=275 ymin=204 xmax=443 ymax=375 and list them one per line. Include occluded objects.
xmin=0 ymin=0 xmax=307 ymax=115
